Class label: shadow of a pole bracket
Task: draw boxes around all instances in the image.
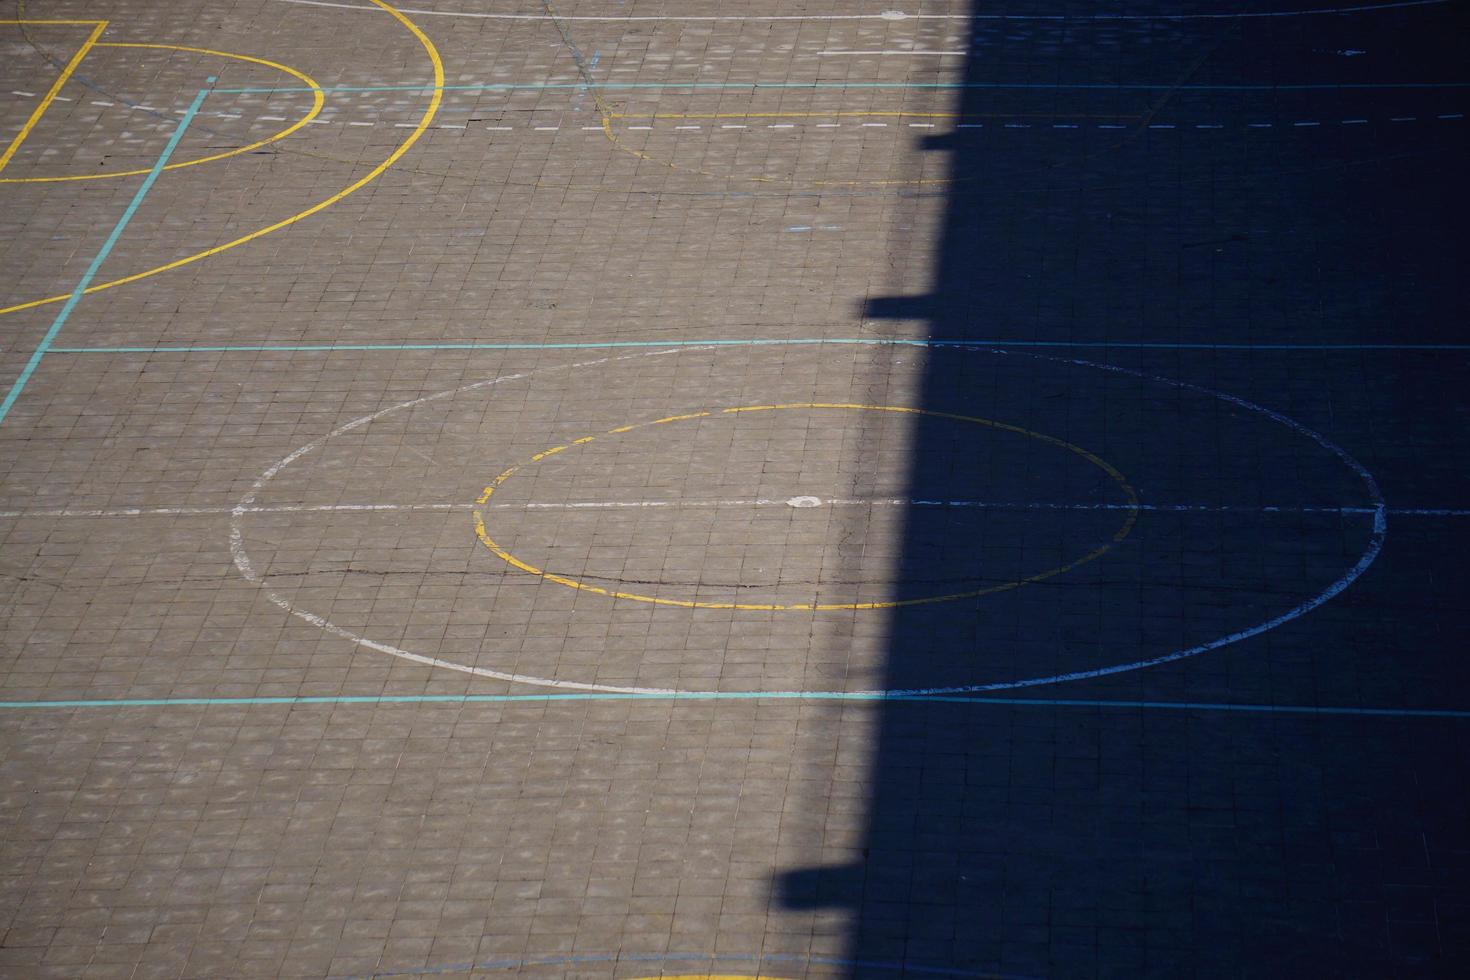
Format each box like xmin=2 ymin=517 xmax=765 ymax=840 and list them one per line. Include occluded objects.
xmin=775 ymin=863 xmax=864 ymax=910
xmin=862 ymin=295 xmax=935 ymax=321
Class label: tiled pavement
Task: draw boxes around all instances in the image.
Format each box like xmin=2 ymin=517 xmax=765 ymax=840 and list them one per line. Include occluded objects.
xmin=2 ymin=1 xmax=1469 ymax=978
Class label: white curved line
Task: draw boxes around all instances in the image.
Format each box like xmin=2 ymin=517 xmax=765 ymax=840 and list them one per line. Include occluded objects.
xmin=875 ymin=349 xmax=1387 ymax=695
xmin=267 ymin=0 xmax=1446 ymax=22
xmin=231 ymin=343 xmax=1386 ymax=696
xmin=230 ymin=349 xmax=696 ymax=694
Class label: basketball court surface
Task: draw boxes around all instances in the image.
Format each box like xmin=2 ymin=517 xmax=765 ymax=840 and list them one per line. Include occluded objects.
xmin=2 ymin=1 xmax=1468 ymax=977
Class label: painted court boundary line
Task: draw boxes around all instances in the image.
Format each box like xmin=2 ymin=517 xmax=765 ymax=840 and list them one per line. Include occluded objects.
xmin=3 ymin=500 xmax=1467 ymax=519
xmin=0 ymin=80 xmax=213 ymax=426
xmin=268 ymin=0 xmax=1447 ymax=22
xmin=351 ymin=950 xmax=1035 ymax=980
xmin=50 ymin=338 xmax=1470 ymax=354
xmin=0 ymin=20 xmax=108 ymax=175
xmin=214 ymin=79 xmax=1470 ymax=95
xmin=1 ymin=692 xmax=1465 ymax=719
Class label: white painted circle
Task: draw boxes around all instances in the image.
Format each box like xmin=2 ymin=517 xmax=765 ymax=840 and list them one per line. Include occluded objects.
xmin=230 ymin=343 xmax=1385 ymax=696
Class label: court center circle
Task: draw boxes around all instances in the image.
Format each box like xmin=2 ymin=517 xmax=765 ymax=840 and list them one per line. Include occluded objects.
xmin=471 ymin=402 xmax=1140 ymax=611
xmin=229 ymin=343 xmax=1386 ymax=696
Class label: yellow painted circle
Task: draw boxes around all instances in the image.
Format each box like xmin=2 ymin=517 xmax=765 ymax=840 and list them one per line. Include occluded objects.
xmin=0 ymin=42 xmax=326 ymax=184
xmin=472 ymin=403 xmax=1140 ymax=611
xmin=0 ymin=0 xmax=442 ymax=317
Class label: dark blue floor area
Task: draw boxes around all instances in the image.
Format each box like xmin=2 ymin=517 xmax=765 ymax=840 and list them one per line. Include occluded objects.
xmin=783 ymin=2 xmax=1470 ymax=976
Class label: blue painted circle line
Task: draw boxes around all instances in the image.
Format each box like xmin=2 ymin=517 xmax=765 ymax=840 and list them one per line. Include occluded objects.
xmin=230 ymin=342 xmax=1386 ymax=696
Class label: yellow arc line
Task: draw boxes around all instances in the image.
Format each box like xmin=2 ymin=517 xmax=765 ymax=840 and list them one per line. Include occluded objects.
xmin=0 ymin=43 xmax=326 ymax=184
xmin=0 ymin=19 xmax=107 ymax=175
xmin=471 ymin=403 xmax=1140 ymax=612
xmin=0 ymin=0 xmax=443 ymax=317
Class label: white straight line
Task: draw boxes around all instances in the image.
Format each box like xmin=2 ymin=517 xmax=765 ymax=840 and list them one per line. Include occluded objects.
xmin=0 ymin=503 xmax=468 ymax=519
xmin=3 ymin=500 xmax=1465 ymax=520
xmin=265 ymin=0 xmax=1449 ymax=21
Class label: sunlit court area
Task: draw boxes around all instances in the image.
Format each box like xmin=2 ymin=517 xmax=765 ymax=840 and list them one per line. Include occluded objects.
xmin=2 ymin=1 xmax=1469 ymax=977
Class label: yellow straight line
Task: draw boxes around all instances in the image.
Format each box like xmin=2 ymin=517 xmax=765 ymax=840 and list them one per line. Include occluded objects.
xmin=0 ymin=0 xmax=443 ymax=317
xmin=0 ymin=43 xmax=325 ymax=184
xmin=0 ymin=19 xmax=107 ymax=175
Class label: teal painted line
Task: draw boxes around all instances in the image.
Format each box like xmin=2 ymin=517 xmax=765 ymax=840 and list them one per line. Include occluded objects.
xmin=212 ymin=80 xmax=1470 ymax=95
xmin=48 ymin=339 xmax=1470 ymax=355
xmin=0 ymin=81 xmax=215 ymax=427
xmin=1 ymin=692 xmax=1466 ymax=718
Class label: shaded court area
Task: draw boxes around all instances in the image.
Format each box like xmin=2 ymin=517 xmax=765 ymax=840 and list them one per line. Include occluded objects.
xmin=2 ymin=1 xmax=1468 ymax=978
